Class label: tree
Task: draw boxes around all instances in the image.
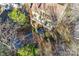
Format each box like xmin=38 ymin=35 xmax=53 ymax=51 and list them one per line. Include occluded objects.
xmin=8 ymin=8 xmax=29 ymax=27
xmin=16 ymin=44 xmax=38 ymax=56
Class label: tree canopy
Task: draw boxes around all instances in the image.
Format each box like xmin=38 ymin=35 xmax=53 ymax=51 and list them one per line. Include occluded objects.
xmin=16 ymin=44 xmax=38 ymax=56
xmin=8 ymin=8 xmax=29 ymax=27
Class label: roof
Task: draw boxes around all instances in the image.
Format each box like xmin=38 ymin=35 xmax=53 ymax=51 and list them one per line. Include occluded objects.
xmin=30 ymin=3 xmax=65 ymax=18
